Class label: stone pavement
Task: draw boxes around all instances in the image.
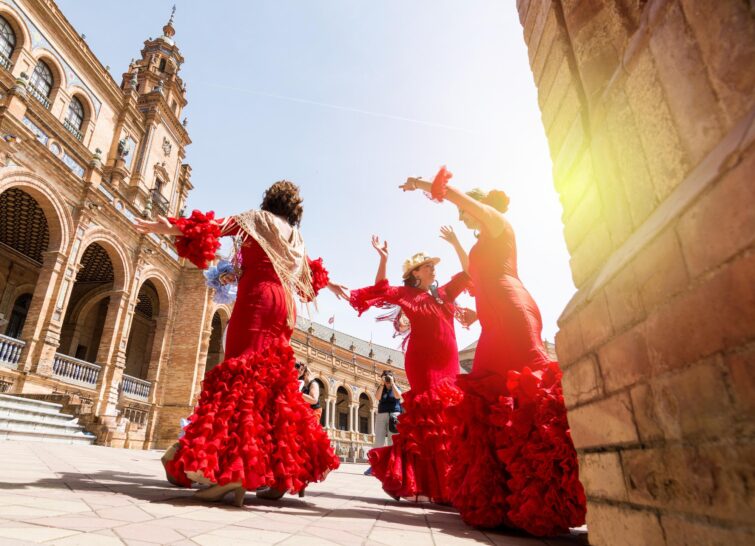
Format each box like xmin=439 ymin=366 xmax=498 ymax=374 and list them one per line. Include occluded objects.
xmin=0 ymin=442 xmax=588 ymax=545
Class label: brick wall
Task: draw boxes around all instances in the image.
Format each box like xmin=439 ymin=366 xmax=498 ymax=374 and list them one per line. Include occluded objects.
xmin=517 ymin=1 xmax=755 ymax=544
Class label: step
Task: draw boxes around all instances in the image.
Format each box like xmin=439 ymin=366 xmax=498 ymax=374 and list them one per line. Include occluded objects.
xmin=0 ymin=425 xmax=95 ymax=445
xmin=0 ymin=400 xmax=76 ymax=420
xmin=0 ymin=405 xmax=78 ymax=426
xmin=0 ymin=393 xmax=64 ymax=413
xmin=0 ymin=414 xmax=89 ymax=436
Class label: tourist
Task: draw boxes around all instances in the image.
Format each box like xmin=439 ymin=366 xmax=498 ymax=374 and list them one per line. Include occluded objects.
xmin=297 ymin=362 xmax=322 ymax=421
xmin=373 ymin=370 xmax=402 ymax=449
xmin=135 ymin=180 xmax=346 ymax=506
xmin=348 ymin=232 xmax=470 ymax=503
xmin=398 ymin=167 xmax=586 ymax=535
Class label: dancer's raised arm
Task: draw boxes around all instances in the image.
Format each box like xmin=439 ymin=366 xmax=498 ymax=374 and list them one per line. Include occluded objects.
xmin=371 ymin=235 xmax=389 ymax=284
xmin=440 ymin=225 xmax=468 ymax=273
xmin=134 ymin=215 xmax=183 ymax=236
xmin=399 ymin=170 xmax=508 ymax=238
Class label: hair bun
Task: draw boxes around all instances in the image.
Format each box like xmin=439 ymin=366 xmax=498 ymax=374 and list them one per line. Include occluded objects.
xmin=483 ymin=189 xmax=510 ymax=213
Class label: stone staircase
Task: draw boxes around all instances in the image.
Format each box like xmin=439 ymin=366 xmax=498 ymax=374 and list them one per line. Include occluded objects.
xmin=0 ymin=393 xmax=96 ymax=445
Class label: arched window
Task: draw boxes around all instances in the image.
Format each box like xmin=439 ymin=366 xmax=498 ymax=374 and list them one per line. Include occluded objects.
xmin=6 ymin=293 xmax=32 ymax=339
xmin=30 ymin=60 xmax=53 ymax=97
xmin=0 ymin=16 xmax=16 ymax=64
xmin=65 ymin=97 xmax=85 ymax=136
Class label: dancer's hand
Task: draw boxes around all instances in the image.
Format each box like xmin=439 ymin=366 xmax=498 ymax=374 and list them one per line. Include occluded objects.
xmin=134 ymin=215 xmax=180 ymax=235
xmin=328 ymin=281 xmax=350 ymax=301
xmin=371 ymin=236 xmax=389 ymax=260
xmin=440 ymin=225 xmax=460 ymax=246
xmin=455 ymin=307 xmax=478 ymax=328
xmin=399 ymin=176 xmax=421 ymax=192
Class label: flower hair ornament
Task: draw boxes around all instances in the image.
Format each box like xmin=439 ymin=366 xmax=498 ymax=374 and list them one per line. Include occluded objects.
xmin=204 ymin=259 xmax=238 ymax=304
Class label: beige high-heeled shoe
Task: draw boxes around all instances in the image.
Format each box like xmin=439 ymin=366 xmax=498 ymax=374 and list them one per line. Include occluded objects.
xmin=193 ymin=482 xmax=246 ymax=506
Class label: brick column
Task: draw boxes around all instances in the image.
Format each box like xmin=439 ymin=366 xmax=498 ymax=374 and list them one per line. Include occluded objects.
xmin=93 ymin=289 xmax=129 ymax=417
xmin=151 ymin=268 xmax=213 ymax=448
xmin=517 ymin=1 xmax=755 ymax=543
xmin=17 ymin=250 xmax=68 ymax=378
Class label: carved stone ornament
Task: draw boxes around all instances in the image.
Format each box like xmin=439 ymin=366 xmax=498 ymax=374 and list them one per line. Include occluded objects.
xmin=162 ymin=137 xmax=172 ymax=156
xmin=117 ymin=138 xmax=130 ymax=159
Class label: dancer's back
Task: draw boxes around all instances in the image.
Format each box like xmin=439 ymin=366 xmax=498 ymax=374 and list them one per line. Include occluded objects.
xmin=225 ymin=237 xmax=291 ymax=358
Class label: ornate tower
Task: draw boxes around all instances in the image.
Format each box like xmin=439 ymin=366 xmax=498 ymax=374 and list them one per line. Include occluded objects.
xmin=108 ymin=5 xmax=192 ymax=217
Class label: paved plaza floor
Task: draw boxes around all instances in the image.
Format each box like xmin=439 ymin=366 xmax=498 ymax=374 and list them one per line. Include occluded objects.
xmin=0 ymin=442 xmax=587 ymax=545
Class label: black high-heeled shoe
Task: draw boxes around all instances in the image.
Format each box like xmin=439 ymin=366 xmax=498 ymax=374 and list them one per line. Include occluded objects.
xmin=256 ymin=487 xmax=285 ymax=500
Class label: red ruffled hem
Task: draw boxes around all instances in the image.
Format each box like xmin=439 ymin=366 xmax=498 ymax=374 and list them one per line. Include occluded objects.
xmin=166 ymin=340 xmax=340 ymax=492
xmin=448 ymin=365 xmax=586 ymax=536
xmin=430 ymin=165 xmax=452 ymax=202
xmin=170 ymin=210 xmax=222 ymax=270
xmin=368 ymin=379 xmax=462 ymax=503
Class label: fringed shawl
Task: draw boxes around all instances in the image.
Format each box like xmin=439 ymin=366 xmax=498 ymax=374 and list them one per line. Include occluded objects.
xmin=225 ymin=209 xmax=316 ymax=328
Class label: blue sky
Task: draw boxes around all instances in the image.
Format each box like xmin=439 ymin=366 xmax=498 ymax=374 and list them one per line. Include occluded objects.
xmin=58 ymin=0 xmax=574 ymax=351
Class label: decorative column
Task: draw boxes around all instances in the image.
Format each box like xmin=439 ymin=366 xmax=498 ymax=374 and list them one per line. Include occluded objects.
xmin=18 ymin=250 xmax=69 ymax=378
xmin=93 ymin=289 xmax=130 ymax=417
xmin=329 ymin=398 xmax=337 ymax=429
xmin=349 ymin=404 xmax=359 ymax=432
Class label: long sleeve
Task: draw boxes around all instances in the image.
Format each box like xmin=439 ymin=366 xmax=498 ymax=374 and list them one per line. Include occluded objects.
xmin=349 ymin=279 xmax=402 ymax=316
xmin=168 ymin=210 xmax=225 ymax=269
xmin=441 ymin=271 xmax=472 ymax=302
xmin=299 ymin=256 xmax=330 ymax=302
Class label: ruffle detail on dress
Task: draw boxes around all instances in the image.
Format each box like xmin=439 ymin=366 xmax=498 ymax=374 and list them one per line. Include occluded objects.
xmin=430 ymin=165 xmax=452 ymax=202
xmin=303 ymin=257 xmax=329 ymax=301
xmin=448 ymin=372 xmax=512 ymax=528
xmin=349 ymin=279 xmax=396 ymax=315
xmin=448 ymin=367 xmax=586 ymax=536
xmin=368 ymin=379 xmax=463 ymax=503
xmin=491 ymin=363 xmax=586 ymax=536
xmin=166 ymin=340 xmax=340 ymax=493
xmin=170 ymin=210 xmax=222 ymax=269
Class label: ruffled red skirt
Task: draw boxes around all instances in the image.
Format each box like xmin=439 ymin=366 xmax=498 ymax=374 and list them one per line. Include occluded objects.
xmin=166 ymin=340 xmax=339 ymax=492
xmin=368 ymin=378 xmax=462 ymax=503
xmin=448 ymin=363 xmax=586 ymax=536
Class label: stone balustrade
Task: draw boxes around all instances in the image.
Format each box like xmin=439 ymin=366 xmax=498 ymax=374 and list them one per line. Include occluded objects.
xmin=121 ymin=374 xmax=151 ymax=401
xmin=52 ymin=353 xmax=100 ymax=387
xmin=0 ymin=334 xmax=25 ymax=370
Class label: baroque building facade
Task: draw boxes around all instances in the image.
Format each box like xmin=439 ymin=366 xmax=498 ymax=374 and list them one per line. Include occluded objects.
xmin=0 ymin=0 xmax=406 ymax=458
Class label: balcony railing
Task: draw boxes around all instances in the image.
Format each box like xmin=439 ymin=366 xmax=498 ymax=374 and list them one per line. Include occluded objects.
xmin=150 ymin=189 xmax=169 ymax=214
xmin=26 ymin=84 xmax=51 ymax=110
xmin=52 ymin=353 xmax=100 ymax=387
xmin=0 ymin=333 xmax=25 ymax=370
xmin=0 ymin=52 xmax=12 ymax=71
xmin=121 ymin=406 xmax=148 ymax=426
xmin=121 ymin=374 xmax=151 ymax=401
xmin=63 ymin=119 xmax=83 ymax=141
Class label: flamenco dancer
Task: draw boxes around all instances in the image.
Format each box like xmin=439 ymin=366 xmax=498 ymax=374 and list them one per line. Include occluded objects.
xmin=135 ymin=180 xmax=344 ymax=506
xmin=398 ymin=168 xmax=586 ymax=536
xmin=348 ymin=232 xmax=470 ymax=503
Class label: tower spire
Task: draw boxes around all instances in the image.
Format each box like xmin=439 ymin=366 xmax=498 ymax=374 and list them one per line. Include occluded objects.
xmin=162 ymin=5 xmax=176 ymax=39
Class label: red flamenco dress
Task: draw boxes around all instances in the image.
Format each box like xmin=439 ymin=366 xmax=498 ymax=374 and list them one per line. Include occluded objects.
xmin=165 ymin=210 xmax=340 ymax=493
xmin=446 ymin=222 xmax=586 ymax=535
xmin=350 ymin=273 xmax=469 ymax=503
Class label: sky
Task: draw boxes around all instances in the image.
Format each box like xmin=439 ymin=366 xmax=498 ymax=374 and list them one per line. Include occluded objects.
xmin=57 ymin=0 xmax=575 ymax=352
